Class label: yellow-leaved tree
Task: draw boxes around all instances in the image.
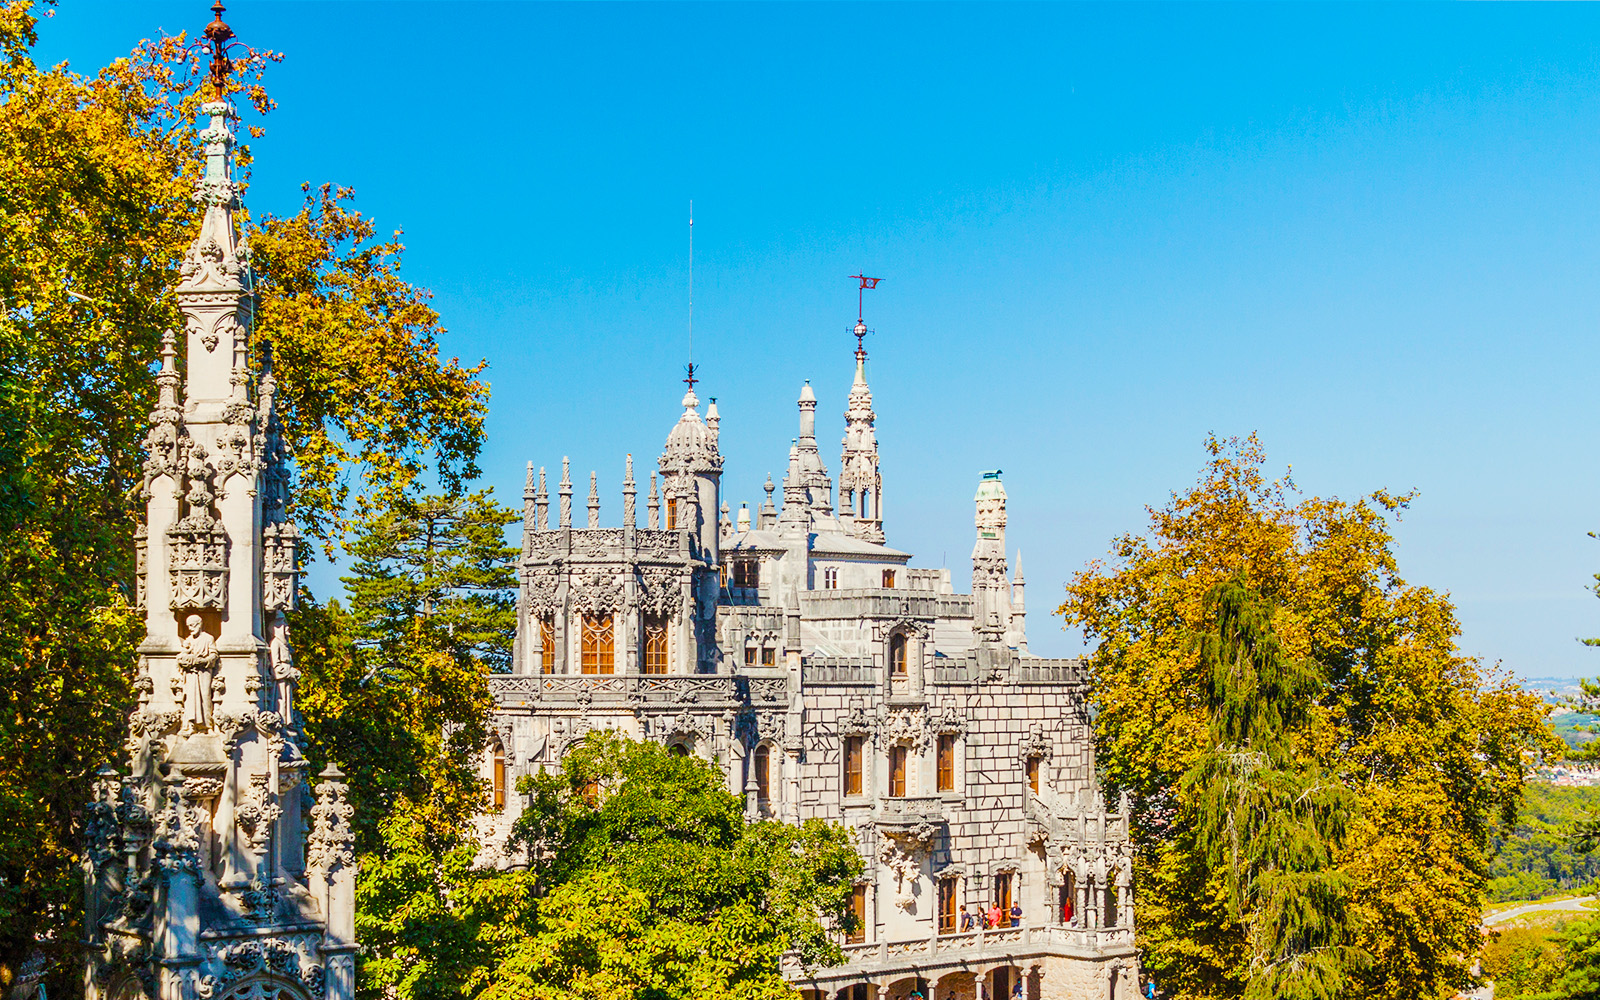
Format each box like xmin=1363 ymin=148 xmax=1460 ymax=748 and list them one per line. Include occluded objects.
xmin=1059 ymin=434 xmax=1558 ymax=1000
xmin=0 ymin=0 xmax=488 ymax=988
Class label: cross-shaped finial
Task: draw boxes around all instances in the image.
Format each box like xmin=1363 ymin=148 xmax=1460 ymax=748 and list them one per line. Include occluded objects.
xmin=683 ymin=361 xmax=698 ymax=392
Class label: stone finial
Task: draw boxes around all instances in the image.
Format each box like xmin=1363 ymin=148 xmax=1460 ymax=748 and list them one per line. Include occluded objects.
xmin=587 ymin=472 xmax=600 ymax=529
xmin=737 ymin=503 xmax=751 ymax=533
xmin=623 ymin=454 xmax=637 ymax=529
xmin=647 ymin=471 xmax=660 ymax=530
xmin=559 ymin=458 xmax=573 ymax=529
xmin=535 ymin=466 xmax=549 ymax=532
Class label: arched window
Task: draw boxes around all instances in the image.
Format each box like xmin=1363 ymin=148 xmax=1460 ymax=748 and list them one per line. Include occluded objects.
xmin=644 ymin=615 xmax=669 ymax=674
xmin=581 ymin=614 xmax=614 ymax=674
xmin=539 ymin=615 xmax=557 ymax=674
xmin=669 ymin=743 xmax=690 ymax=758
xmin=492 ymin=741 xmax=506 ymax=811
xmin=890 ymin=634 xmax=907 ymax=676
xmin=754 ymin=744 xmax=771 ymax=803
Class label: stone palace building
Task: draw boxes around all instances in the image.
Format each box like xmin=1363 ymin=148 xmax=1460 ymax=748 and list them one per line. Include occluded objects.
xmin=483 ymin=333 xmax=1139 ymax=998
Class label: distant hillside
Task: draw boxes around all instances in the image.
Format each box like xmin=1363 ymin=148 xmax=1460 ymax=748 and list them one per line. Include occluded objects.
xmin=1491 ymin=784 xmax=1600 ymax=902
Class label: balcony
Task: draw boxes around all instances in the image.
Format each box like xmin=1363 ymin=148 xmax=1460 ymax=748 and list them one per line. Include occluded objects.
xmin=875 ymin=795 xmax=946 ymax=835
xmin=488 ymin=672 xmax=787 ymax=708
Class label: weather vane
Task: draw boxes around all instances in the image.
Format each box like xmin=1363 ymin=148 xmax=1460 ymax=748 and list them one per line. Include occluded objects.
xmin=200 ymin=2 xmax=241 ymax=101
xmin=849 ymin=273 xmax=880 ymax=355
xmin=683 ymin=361 xmax=698 ymax=392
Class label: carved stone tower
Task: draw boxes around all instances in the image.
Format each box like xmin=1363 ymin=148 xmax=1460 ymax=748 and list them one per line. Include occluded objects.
xmin=838 ymin=324 xmax=884 ymax=544
xmin=971 ymin=470 xmax=1011 ymax=640
xmin=83 ymin=27 xmax=356 ymax=1000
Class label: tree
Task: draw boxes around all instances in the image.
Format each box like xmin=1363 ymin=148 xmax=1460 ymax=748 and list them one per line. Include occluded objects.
xmin=478 ymin=732 xmax=863 ymax=1000
xmin=1059 ymin=434 xmax=1557 ymax=1000
xmin=0 ymin=0 xmax=489 ymax=983
xmin=1183 ymin=578 xmax=1363 ymax=1000
xmin=355 ymin=732 xmax=864 ymax=1000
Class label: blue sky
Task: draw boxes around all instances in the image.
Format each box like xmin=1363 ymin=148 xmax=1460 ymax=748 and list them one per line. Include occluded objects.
xmin=38 ymin=2 xmax=1600 ymax=676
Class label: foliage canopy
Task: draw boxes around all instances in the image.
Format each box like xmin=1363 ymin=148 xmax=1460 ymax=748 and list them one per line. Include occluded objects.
xmin=1059 ymin=434 xmax=1557 ymax=1000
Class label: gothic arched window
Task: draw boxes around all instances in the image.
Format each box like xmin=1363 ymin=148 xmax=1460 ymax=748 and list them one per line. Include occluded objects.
xmin=754 ymin=743 xmax=771 ymax=804
xmin=644 ymin=615 xmax=669 ymax=675
xmin=581 ymin=614 xmax=614 ymax=674
xmin=492 ymin=741 xmax=506 ymax=811
xmin=890 ymin=634 xmax=908 ymax=676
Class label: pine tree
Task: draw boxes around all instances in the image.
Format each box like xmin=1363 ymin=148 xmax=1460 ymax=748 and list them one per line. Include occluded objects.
xmin=1182 ymin=578 xmax=1364 ymax=1000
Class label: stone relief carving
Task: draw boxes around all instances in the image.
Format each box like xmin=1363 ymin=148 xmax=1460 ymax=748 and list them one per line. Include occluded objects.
xmin=877 ymin=839 xmax=922 ymax=911
xmin=524 ymin=569 xmax=560 ymax=616
xmin=569 ymin=567 xmax=622 ymax=614
xmin=635 ymin=566 xmax=684 ymax=617
xmin=1017 ymin=722 xmax=1054 ymax=762
xmin=882 ymin=705 xmax=931 ymax=753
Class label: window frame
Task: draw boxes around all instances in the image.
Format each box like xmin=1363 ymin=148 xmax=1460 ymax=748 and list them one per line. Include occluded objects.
xmin=754 ymin=743 xmax=771 ymax=804
xmin=643 ymin=615 xmax=669 ymax=675
xmin=844 ymin=735 xmax=865 ymax=796
xmin=846 ymin=883 xmax=868 ymax=944
xmin=539 ymin=615 xmax=557 ymax=674
xmin=937 ymin=876 xmax=960 ymax=935
xmin=888 ymin=744 xmax=908 ymax=798
xmin=492 ymin=741 xmax=506 ymax=811
xmin=937 ymin=734 xmax=957 ymax=793
xmin=581 ymin=614 xmax=614 ymax=675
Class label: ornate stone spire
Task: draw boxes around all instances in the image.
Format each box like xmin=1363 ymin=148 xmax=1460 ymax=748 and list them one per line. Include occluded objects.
xmin=972 ymin=470 xmax=1011 ymax=642
xmin=648 ymin=471 xmax=661 ymax=529
xmin=85 ymin=9 xmax=356 ymax=996
xmin=760 ymin=473 xmax=777 ymax=529
xmin=839 ymin=336 xmax=884 ymax=544
xmin=1008 ymin=549 xmax=1028 ymax=653
xmin=791 ymin=381 xmax=833 ymax=516
xmin=587 ymin=471 xmax=601 ymax=528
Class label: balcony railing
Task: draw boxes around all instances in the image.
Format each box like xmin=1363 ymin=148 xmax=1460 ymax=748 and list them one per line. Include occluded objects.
xmin=808 ymin=923 xmax=1136 ymax=976
xmin=489 ymin=672 xmax=787 ymax=707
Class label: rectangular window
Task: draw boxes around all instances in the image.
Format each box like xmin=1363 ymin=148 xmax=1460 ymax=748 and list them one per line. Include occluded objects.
xmin=937 ymin=734 xmax=956 ymax=792
xmin=889 ymin=745 xmax=907 ymax=798
xmin=666 ymin=496 xmax=678 ymax=530
xmin=762 ymin=646 xmax=776 ymax=666
xmin=847 ymin=884 xmax=867 ymax=944
xmin=844 ymin=736 xmax=864 ymax=795
xmin=644 ymin=615 xmax=669 ymax=675
xmin=938 ymin=876 xmax=959 ymax=935
xmin=994 ymin=873 xmax=1014 ymax=926
xmin=882 ymin=569 xmax=895 ymax=588
xmin=745 ymin=646 xmax=758 ymax=666
xmin=581 ymin=614 xmax=614 ymax=675
xmin=539 ymin=616 xmax=557 ymax=674
xmin=733 ymin=560 xmax=760 ymax=588
xmin=1026 ymin=755 xmax=1041 ymax=793
xmin=890 ymin=634 xmax=908 ymax=676
xmin=1105 ymin=885 xmax=1118 ymax=927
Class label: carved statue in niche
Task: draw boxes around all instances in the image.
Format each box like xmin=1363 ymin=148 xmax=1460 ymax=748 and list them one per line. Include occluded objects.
xmin=267 ymin=612 xmax=299 ymax=722
xmin=177 ymin=615 xmax=219 ymax=735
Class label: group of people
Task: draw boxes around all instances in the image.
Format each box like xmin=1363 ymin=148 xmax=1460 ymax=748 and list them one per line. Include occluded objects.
xmin=958 ymin=901 xmax=1024 ymax=932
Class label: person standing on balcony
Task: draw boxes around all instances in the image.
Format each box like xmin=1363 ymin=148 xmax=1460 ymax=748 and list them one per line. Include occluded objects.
xmin=1009 ymin=901 xmax=1022 ymax=927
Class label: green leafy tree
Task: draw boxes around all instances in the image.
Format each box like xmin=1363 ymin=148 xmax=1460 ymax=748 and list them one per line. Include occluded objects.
xmin=1059 ymin=435 xmax=1558 ymax=1000
xmin=358 ymin=732 xmax=864 ymax=1000
xmin=1183 ymin=579 xmax=1363 ymax=1000
xmin=0 ymin=0 xmax=488 ymax=984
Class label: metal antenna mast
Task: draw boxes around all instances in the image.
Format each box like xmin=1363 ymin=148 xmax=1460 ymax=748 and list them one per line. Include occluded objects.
xmin=685 ymin=200 xmax=697 ymax=391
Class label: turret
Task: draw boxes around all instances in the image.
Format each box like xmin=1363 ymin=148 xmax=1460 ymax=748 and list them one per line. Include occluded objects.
xmin=839 ymin=323 xmax=884 ymax=544
xmin=658 ymin=383 xmax=723 ymax=564
xmin=972 ymin=470 xmax=1011 ymax=640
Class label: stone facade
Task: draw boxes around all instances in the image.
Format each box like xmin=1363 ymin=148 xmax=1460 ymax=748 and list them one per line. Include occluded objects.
xmin=81 ymin=85 xmax=355 ymax=1000
xmin=488 ymin=337 xmax=1137 ymax=998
